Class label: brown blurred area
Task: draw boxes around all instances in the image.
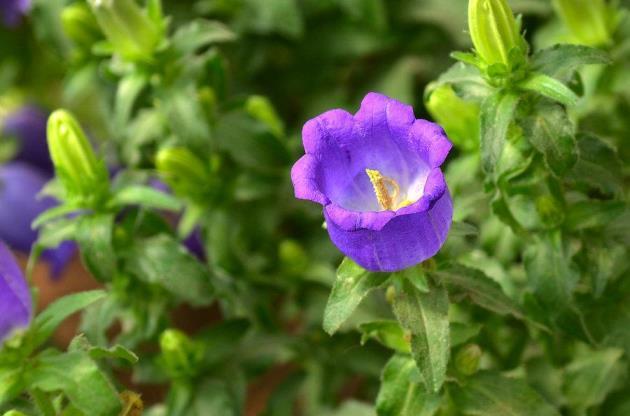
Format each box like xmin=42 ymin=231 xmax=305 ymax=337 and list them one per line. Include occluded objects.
xmin=14 ymin=251 xmax=285 ymax=415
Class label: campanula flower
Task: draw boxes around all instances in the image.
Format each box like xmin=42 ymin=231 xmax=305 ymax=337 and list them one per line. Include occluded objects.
xmin=0 ymin=162 xmax=74 ymax=277
xmin=0 ymin=0 xmax=29 ymax=27
xmin=2 ymin=105 xmax=54 ymax=174
xmin=0 ymin=240 xmax=32 ymax=343
xmin=291 ymin=92 xmax=453 ymax=272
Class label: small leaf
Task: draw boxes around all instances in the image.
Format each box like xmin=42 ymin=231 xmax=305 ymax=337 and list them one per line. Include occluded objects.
xmin=479 ymin=91 xmax=520 ymax=175
xmin=568 ymin=133 xmax=623 ymax=195
xmin=451 ymin=322 xmax=482 ymax=347
xmin=520 ymin=102 xmax=577 ymax=177
xmin=75 ymin=214 xmax=116 ymax=282
xmin=114 ymin=72 xmax=147 ymax=128
xmin=359 ymin=320 xmax=410 ymax=353
xmin=376 ymin=354 xmax=441 ymax=416
xmin=111 ymin=185 xmax=183 ymax=211
xmin=69 ymin=334 xmax=139 ymax=364
xmin=125 ymin=234 xmax=214 ymax=306
xmin=33 ymin=290 xmax=107 ymax=349
xmin=28 ymin=351 xmax=122 ymax=416
xmin=531 ymin=45 xmax=610 ymax=80
xmin=450 ymin=371 xmax=560 ymax=415
xmin=171 ymin=19 xmax=236 ymax=55
xmin=563 ymin=348 xmax=625 ymax=411
xmin=432 ymin=263 xmax=525 ymax=320
xmin=32 ymin=204 xmax=80 ymax=229
xmin=520 ymin=72 xmax=579 ymax=107
xmin=323 ymin=257 xmax=388 ymax=335
xmin=391 ymin=278 xmax=449 ymax=393
xmin=565 ymin=200 xmax=625 ymax=231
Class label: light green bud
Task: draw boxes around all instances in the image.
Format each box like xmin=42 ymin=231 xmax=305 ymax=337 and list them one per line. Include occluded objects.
xmin=468 ymin=0 xmax=524 ymax=66
xmin=553 ymin=0 xmax=619 ymax=46
xmin=426 ymin=84 xmax=480 ymax=152
xmin=61 ymin=3 xmax=102 ymax=50
xmin=88 ymin=0 xmax=161 ymax=62
xmin=455 ymin=344 xmax=482 ymax=375
xmin=47 ymin=110 xmax=109 ymax=202
xmin=155 ymin=146 xmax=209 ymax=197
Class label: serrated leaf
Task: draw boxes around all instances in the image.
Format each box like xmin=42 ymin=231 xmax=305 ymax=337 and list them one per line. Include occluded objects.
xmin=29 ymin=351 xmax=121 ymax=416
xmin=376 ymin=354 xmax=441 ymax=416
xmin=75 ymin=214 xmax=116 ymax=282
xmin=125 ymin=234 xmax=214 ymax=306
xmin=391 ymin=278 xmax=449 ymax=393
xmin=323 ymin=257 xmax=388 ymax=335
xmin=564 ymin=348 xmax=625 ymax=411
xmin=451 ymin=371 xmax=560 ymax=415
xmin=111 ymin=185 xmax=183 ymax=211
xmin=33 ymin=290 xmax=107 ymax=350
xmin=69 ymin=334 xmax=139 ymax=364
xmin=480 ymin=92 xmax=519 ymax=175
xmin=531 ymin=45 xmax=610 ymax=80
xmin=521 ymin=103 xmax=577 ymax=177
xmin=520 ymin=73 xmax=579 ymax=107
xmin=432 ymin=263 xmax=524 ymax=320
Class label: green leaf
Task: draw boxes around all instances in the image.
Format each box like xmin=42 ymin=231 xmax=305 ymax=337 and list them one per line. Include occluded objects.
xmin=376 ymin=354 xmax=441 ymax=416
xmin=189 ymin=379 xmax=240 ymax=416
xmin=391 ymin=278 xmax=449 ymax=393
xmin=429 ymin=62 xmax=490 ymax=101
xmin=29 ymin=351 xmax=122 ymax=416
xmin=520 ymin=103 xmax=577 ymax=177
xmin=323 ymin=257 xmax=388 ymax=335
xmin=125 ymin=234 xmax=214 ymax=306
xmin=114 ymin=72 xmax=147 ymax=128
xmin=568 ymin=134 xmax=623 ymax=195
xmin=75 ymin=214 xmax=116 ymax=282
xmin=31 ymin=204 xmax=79 ymax=229
xmin=524 ymin=232 xmax=578 ymax=310
xmin=111 ymin=185 xmax=183 ymax=211
xmin=171 ymin=19 xmax=236 ymax=55
xmin=68 ymin=334 xmax=139 ymax=364
xmin=451 ymin=322 xmax=482 ymax=347
xmin=565 ymin=200 xmax=625 ymax=231
xmin=450 ymin=371 xmax=560 ymax=415
xmin=519 ymin=72 xmax=579 ymax=107
xmin=563 ymin=348 xmax=625 ymax=411
xmin=479 ymin=92 xmax=519 ymax=175
xmin=33 ymin=290 xmax=107 ymax=350
xmin=359 ymin=321 xmax=410 ymax=353
xmin=432 ymin=263 xmax=525 ymax=320
xmin=531 ymin=45 xmax=610 ymax=80
xmin=0 ymin=367 xmax=25 ymax=406
xmin=237 ymin=0 xmax=304 ymax=39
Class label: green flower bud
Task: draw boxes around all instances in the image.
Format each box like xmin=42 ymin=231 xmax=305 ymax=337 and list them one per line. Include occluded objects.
xmin=246 ymin=95 xmax=285 ymax=138
xmin=61 ymin=3 xmax=102 ymax=50
xmin=455 ymin=344 xmax=482 ymax=375
xmin=159 ymin=329 xmax=201 ymax=378
xmin=552 ymin=0 xmax=619 ymax=46
xmin=536 ymin=194 xmax=564 ymax=228
xmin=155 ymin=146 xmax=210 ymax=198
xmin=47 ymin=110 xmax=109 ymax=203
xmin=279 ymin=239 xmax=309 ymax=274
xmin=468 ymin=0 xmax=524 ymax=66
xmin=426 ymin=84 xmax=480 ymax=152
xmin=88 ymin=0 xmax=161 ymax=62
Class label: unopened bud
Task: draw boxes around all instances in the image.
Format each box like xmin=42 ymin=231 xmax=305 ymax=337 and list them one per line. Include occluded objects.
xmin=155 ymin=147 xmax=209 ymax=198
xmin=88 ymin=0 xmax=161 ymax=61
xmin=426 ymin=85 xmax=479 ymax=152
xmin=159 ymin=329 xmax=200 ymax=378
xmin=47 ymin=110 xmax=109 ymax=202
xmin=552 ymin=0 xmax=618 ymax=47
xmin=61 ymin=3 xmax=102 ymax=50
xmin=468 ymin=0 xmax=524 ymax=66
xmin=455 ymin=344 xmax=482 ymax=375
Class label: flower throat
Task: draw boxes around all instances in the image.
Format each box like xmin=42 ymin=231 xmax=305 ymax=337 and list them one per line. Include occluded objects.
xmin=365 ymin=168 xmax=413 ymax=211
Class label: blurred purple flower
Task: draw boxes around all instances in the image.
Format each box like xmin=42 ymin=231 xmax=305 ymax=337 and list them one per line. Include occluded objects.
xmin=291 ymin=92 xmax=453 ymax=272
xmin=3 ymin=105 xmax=54 ymax=175
xmin=0 ymin=162 xmax=74 ymax=277
xmin=0 ymin=0 xmax=30 ymax=27
xmin=0 ymin=240 xmax=32 ymax=343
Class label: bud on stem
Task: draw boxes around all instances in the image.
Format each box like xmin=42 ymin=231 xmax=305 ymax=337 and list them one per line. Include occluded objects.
xmin=47 ymin=110 xmax=109 ymax=203
xmin=61 ymin=3 xmax=102 ymax=50
xmin=155 ymin=147 xmax=210 ymax=198
xmin=468 ymin=0 xmax=523 ymax=67
xmin=88 ymin=0 xmax=161 ymax=62
xmin=552 ymin=0 xmax=618 ymax=46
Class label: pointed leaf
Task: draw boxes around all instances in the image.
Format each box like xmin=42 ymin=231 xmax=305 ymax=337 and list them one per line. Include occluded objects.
xmin=480 ymin=92 xmax=519 ymax=175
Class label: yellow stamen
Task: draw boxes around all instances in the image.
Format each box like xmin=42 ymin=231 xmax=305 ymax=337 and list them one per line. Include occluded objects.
xmin=366 ymin=168 xmax=400 ymax=210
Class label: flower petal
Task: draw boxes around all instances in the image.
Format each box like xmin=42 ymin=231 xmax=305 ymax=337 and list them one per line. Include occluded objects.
xmin=406 ymin=119 xmax=453 ymax=168
xmin=0 ymin=241 xmax=32 ymax=342
xmin=325 ymin=190 xmax=453 ymax=272
xmin=290 ymin=154 xmax=329 ymax=205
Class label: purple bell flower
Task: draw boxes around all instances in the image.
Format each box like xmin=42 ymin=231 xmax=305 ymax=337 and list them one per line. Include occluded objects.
xmin=0 ymin=0 xmax=30 ymax=27
xmin=291 ymin=92 xmax=453 ymax=272
xmin=3 ymin=105 xmax=54 ymax=175
xmin=0 ymin=162 xmax=74 ymax=277
xmin=0 ymin=240 xmax=32 ymax=343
